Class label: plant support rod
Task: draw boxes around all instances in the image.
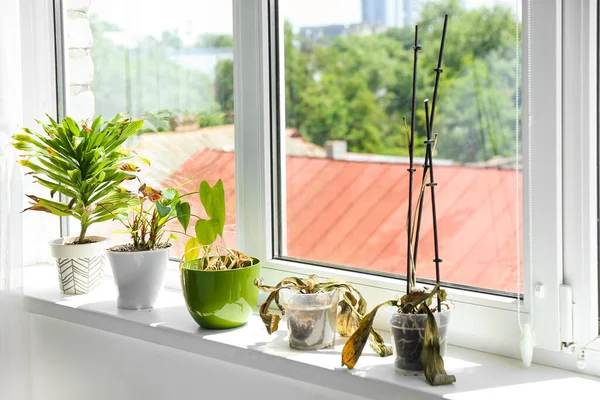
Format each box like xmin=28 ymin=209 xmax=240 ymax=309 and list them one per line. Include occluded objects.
xmin=428 ymin=14 xmax=449 ymax=134
xmin=406 ymin=25 xmax=421 ymax=294
xmin=424 ymin=101 xmax=442 ymax=312
xmin=412 ymin=99 xmax=431 ymax=268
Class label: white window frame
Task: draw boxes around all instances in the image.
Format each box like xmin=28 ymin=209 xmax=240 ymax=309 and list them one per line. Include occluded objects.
xmin=234 ymin=0 xmax=599 ymax=371
xmin=561 ymin=0 xmax=599 ymax=351
xmin=21 ymin=0 xmax=599 ymax=374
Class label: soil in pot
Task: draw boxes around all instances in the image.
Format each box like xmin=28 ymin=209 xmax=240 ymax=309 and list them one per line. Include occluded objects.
xmin=283 ymin=291 xmax=339 ymax=350
xmin=389 ymin=308 xmax=452 ymax=371
xmin=108 ymin=242 xmax=171 ymax=252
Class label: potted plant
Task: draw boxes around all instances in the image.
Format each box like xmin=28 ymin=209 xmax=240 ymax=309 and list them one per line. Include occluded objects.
xmin=13 ymin=114 xmax=145 ymax=294
xmin=106 ymin=184 xmax=190 ymax=309
xmin=178 ymin=179 xmax=260 ymax=329
xmin=255 ymin=275 xmax=391 ymax=354
xmin=341 ymin=16 xmax=456 ymax=386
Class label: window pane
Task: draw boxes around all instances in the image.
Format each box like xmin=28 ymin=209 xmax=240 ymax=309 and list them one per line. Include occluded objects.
xmin=64 ymin=0 xmax=236 ymax=256
xmin=278 ymin=0 xmax=523 ymax=294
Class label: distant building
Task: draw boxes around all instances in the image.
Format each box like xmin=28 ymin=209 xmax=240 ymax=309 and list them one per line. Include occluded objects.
xmin=361 ymin=0 xmax=422 ymax=28
xmin=299 ymin=23 xmax=385 ymax=42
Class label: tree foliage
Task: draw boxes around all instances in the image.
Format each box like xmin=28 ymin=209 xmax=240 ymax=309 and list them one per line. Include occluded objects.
xmin=272 ymin=0 xmax=519 ymax=162
xmin=91 ymin=0 xmax=519 ymax=163
xmin=90 ymin=19 xmax=217 ymax=125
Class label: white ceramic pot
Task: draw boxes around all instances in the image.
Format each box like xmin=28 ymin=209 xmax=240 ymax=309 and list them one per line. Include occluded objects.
xmin=49 ymin=236 xmax=107 ymax=295
xmin=106 ymin=246 xmax=170 ymax=310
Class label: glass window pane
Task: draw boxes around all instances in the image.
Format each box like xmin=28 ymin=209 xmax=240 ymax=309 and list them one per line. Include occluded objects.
xmin=64 ymin=0 xmax=235 ymax=257
xmin=279 ymin=0 xmax=522 ymax=294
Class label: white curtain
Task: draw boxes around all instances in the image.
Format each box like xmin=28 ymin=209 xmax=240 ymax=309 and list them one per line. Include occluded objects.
xmin=0 ymin=0 xmax=30 ymax=398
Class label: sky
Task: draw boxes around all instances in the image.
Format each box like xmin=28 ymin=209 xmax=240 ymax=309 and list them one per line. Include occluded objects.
xmin=90 ymin=0 xmax=517 ymax=39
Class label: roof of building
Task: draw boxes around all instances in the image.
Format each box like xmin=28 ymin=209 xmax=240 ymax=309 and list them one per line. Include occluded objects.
xmin=164 ymin=147 xmax=521 ymax=294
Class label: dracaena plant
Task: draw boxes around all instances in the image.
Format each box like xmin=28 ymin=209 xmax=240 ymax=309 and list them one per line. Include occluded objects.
xmin=13 ymin=114 xmax=145 ymax=244
xmin=110 ymin=184 xmax=191 ymax=251
xmin=254 ymin=275 xmax=392 ymax=357
xmin=178 ymin=179 xmax=253 ymax=270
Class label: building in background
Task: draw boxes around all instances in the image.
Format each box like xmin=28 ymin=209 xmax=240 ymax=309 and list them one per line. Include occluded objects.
xmin=299 ymin=23 xmax=386 ymax=42
xmin=361 ymin=0 xmax=422 ymax=28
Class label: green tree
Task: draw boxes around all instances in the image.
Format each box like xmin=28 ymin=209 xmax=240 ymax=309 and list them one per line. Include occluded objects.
xmin=195 ymin=34 xmax=234 ymax=48
xmin=90 ymin=17 xmax=218 ymax=125
xmin=214 ymin=59 xmax=234 ymax=123
xmin=282 ymin=0 xmax=519 ymax=162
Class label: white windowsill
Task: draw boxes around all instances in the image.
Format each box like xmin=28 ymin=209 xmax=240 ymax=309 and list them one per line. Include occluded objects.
xmin=23 ymin=264 xmax=600 ymax=400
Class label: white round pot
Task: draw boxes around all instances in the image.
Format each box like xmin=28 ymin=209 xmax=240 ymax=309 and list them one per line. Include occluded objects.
xmin=49 ymin=236 xmax=107 ymax=295
xmin=106 ymin=246 xmax=170 ymax=310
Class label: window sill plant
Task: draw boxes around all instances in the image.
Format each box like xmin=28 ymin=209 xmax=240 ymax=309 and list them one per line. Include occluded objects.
xmin=106 ymin=184 xmax=190 ymax=310
xmin=13 ymin=114 xmax=144 ymax=294
xmin=255 ymin=275 xmax=392 ymax=355
xmin=178 ymin=179 xmax=260 ymax=329
xmin=341 ymin=15 xmax=455 ymax=387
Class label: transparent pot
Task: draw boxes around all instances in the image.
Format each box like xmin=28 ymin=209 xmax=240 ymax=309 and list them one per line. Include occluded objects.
xmin=388 ymin=308 xmax=452 ymax=371
xmin=282 ymin=290 xmax=339 ymax=350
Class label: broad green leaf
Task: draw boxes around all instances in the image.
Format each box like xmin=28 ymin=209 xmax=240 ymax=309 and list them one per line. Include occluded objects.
xmin=195 ymin=219 xmax=220 ymax=246
xmin=164 ymin=188 xmax=178 ymax=201
xmin=194 ymin=180 xmax=225 ymax=245
xmin=156 ymin=202 xmax=171 ymax=219
xmin=184 ymin=238 xmax=200 ymax=261
xmin=176 ymin=202 xmax=191 ymax=232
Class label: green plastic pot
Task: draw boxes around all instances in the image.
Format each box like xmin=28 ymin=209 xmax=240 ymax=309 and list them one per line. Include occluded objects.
xmin=181 ymin=258 xmax=261 ymax=329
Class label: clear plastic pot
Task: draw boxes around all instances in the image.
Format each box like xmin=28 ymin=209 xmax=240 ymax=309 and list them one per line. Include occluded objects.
xmin=388 ymin=308 xmax=452 ymax=371
xmin=282 ymin=290 xmax=339 ymax=350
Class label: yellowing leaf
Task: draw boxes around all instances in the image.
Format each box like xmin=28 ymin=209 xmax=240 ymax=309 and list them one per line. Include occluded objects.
xmin=421 ymin=307 xmax=456 ymax=386
xmin=341 ymin=300 xmax=395 ymax=369
xmin=184 ymin=237 xmax=200 ymax=261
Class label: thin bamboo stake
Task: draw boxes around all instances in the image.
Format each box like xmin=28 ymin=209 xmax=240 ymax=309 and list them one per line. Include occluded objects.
xmin=412 ymin=99 xmax=431 ymax=269
xmin=428 ymin=14 xmax=449 ymax=134
xmin=425 ymin=101 xmax=442 ymax=313
xmin=406 ymin=25 xmax=421 ymax=294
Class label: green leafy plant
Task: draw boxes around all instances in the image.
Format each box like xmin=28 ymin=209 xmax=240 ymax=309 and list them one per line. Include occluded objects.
xmin=109 ymin=184 xmax=191 ymax=251
xmin=178 ymin=179 xmax=253 ymax=270
xmin=195 ymin=111 xmax=226 ymax=128
xmin=254 ymin=275 xmax=392 ymax=357
xmin=141 ymin=110 xmax=174 ymax=133
xmin=13 ymin=114 xmax=146 ymax=244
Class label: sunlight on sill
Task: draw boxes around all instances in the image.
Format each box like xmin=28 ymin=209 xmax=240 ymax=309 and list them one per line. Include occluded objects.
xmin=444 ymin=377 xmax=600 ymax=399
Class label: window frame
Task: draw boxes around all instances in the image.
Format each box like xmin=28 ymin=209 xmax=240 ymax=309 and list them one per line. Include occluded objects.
xmin=233 ymin=0 xmax=599 ymax=366
xmin=30 ymin=0 xmax=598 ymax=372
xmin=560 ymin=0 xmax=599 ymax=350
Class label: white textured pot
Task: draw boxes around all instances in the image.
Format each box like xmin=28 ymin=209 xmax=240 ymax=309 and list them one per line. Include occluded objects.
xmin=49 ymin=236 xmax=107 ymax=295
xmin=106 ymin=246 xmax=170 ymax=310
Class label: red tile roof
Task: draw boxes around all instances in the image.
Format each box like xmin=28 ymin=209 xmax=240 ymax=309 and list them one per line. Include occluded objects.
xmin=166 ymin=149 xmax=522 ymax=293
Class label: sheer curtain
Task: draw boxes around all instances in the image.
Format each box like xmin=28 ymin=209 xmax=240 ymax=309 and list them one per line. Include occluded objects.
xmin=0 ymin=0 xmax=30 ymax=398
